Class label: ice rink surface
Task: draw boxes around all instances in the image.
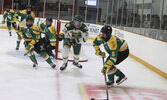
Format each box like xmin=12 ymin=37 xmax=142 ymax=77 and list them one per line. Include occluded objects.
xmin=0 ymin=29 xmax=167 ymax=100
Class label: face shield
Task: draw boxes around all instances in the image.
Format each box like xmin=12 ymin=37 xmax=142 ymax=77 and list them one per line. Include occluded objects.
xmin=74 ymin=21 xmax=82 ymax=28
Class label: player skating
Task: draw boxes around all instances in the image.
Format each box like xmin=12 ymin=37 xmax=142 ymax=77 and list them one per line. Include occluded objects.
xmin=14 ymin=5 xmax=35 ymax=50
xmin=93 ymin=25 xmax=129 ymax=87
xmin=38 ymin=17 xmax=56 ymax=58
xmin=1 ymin=6 xmax=18 ymax=36
xmin=57 ymin=15 xmax=89 ymax=71
xmin=18 ymin=15 xmax=56 ymax=69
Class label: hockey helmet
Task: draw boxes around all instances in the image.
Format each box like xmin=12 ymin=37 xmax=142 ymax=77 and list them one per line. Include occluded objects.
xmin=101 ymin=25 xmax=112 ymax=42
xmin=74 ymin=14 xmax=82 ymax=28
xmin=6 ymin=6 xmax=10 ymax=12
xmin=26 ymin=15 xmax=34 ymax=28
xmin=74 ymin=14 xmax=82 ymax=22
xmin=46 ymin=17 xmax=53 ymax=27
xmin=26 ymin=5 xmax=32 ymax=14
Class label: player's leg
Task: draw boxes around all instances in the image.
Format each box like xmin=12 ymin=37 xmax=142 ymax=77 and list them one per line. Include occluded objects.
xmin=60 ymin=39 xmax=71 ymax=71
xmin=34 ymin=41 xmax=56 ymax=69
xmin=43 ymin=40 xmax=55 ymax=58
xmin=114 ymin=48 xmax=129 ymax=85
xmin=7 ymin=22 xmax=12 ymax=36
xmin=25 ymin=41 xmax=38 ymax=68
xmin=72 ymin=44 xmax=82 ymax=68
xmin=13 ymin=22 xmax=22 ymax=50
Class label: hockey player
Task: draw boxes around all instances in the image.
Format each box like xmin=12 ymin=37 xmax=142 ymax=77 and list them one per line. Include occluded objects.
xmin=1 ymin=6 xmax=21 ymax=42
xmin=18 ymin=15 xmax=56 ymax=69
xmin=14 ymin=5 xmax=35 ymax=50
xmin=57 ymin=15 xmax=89 ymax=71
xmin=39 ymin=17 xmax=56 ymax=58
xmin=93 ymin=25 xmax=129 ymax=86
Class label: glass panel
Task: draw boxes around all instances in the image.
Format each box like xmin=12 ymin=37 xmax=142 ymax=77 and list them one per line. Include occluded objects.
xmin=59 ymin=0 xmax=74 ymax=21
xmin=30 ymin=0 xmax=44 ymax=18
xmin=44 ymin=0 xmax=58 ymax=19
xmin=96 ymin=0 xmax=108 ymax=24
xmin=144 ymin=0 xmax=161 ymax=39
xmin=3 ymin=0 xmax=12 ymax=12
xmin=77 ymin=0 xmax=87 ymax=22
xmin=86 ymin=1 xmax=98 ymax=24
xmin=159 ymin=0 xmax=167 ymax=41
xmin=0 ymin=0 xmax=4 ymax=14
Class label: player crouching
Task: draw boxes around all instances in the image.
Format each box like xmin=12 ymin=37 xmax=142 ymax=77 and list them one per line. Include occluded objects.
xmin=93 ymin=25 xmax=129 ymax=87
xmin=39 ymin=17 xmax=56 ymax=58
xmin=18 ymin=15 xmax=56 ymax=69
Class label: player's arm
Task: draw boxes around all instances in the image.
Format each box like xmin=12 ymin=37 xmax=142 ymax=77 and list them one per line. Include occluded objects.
xmin=77 ymin=24 xmax=89 ymax=43
xmin=1 ymin=11 xmax=7 ymax=24
xmin=46 ymin=26 xmax=56 ymax=46
xmin=93 ymin=35 xmax=106 ymax=58
xmin=31 ymin=12 xmax=35 ymax=20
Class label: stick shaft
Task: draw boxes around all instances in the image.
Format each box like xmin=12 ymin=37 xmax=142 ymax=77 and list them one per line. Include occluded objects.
xmin=102 ymin=57 xmax=109 ymax=100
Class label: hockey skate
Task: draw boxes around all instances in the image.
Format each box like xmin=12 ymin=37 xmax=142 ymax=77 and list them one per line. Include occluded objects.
xmin=60 ymin=62 xmax=68 ymax=71
xmin=107 ymin=77 xmax=114 ymax=87
xmin=33 ymin=62 xmax=38 ymax=69
xmin=73 ymin=61 xmax=82 ymax=69
xmin=116 ymin=71 xmax=127 ymax=85
xmin=33 ymin=59 xmax=38 ymax=69
xmin=50 ymin=63 xmax=56 ymax=69
xmin=16 ymin=44 xmax=19 ymax=50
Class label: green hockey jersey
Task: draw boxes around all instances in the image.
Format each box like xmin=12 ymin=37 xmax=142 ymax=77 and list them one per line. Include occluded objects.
xmin=3 ymin=9 xmax=15 ymax=22
xmin=93 ymin=34 xmax=128 ymax=67
xmin=40 ymin=21 xmax=56 ymax=46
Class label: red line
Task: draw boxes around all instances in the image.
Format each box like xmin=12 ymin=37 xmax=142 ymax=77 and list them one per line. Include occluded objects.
xmin=56 ymin=63 xmax=61 ymax=100
xmin=122 ymin=88 xmax=135 ymax=100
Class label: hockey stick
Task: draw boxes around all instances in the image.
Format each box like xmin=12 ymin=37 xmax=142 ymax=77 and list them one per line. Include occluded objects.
xmin=102 ymin=57 xmax=109 ymax=100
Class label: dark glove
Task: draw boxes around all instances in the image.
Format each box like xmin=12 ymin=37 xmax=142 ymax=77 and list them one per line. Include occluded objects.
xmin=56 ymin=33 xmax=64 ymax=41
xmin=95 ymin=50 xmax=106 ymax=58
xmin=101 ymin=66 xmax=107 ymax=75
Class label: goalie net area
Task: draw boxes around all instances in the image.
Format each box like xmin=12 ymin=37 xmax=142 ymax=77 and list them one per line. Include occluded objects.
xmin=55 ymin=20 xmax=90 ymax=62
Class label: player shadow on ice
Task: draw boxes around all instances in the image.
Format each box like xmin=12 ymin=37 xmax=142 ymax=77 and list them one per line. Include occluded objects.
xmin=60 ymin=67 xmax=87 ymax=78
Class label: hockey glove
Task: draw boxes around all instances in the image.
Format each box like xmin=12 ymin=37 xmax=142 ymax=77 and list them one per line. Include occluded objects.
xmin=101 ymin=66 xmax=107 ymax=75
xmin=95 ymin=50 xmax=106 ymax=58
xmin=25 ymin=43 xmax=34 ymax=51
xmin=56 ymin=33 xmax=64 ymax=41
xmin=1 ymin=21 xmax=5 ymax=24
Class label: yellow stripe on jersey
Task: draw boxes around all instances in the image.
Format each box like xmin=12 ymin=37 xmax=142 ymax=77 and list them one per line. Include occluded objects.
xmin=107 ymin=35 xmax=117 ymax=50
xmin=93 ymin=45 xmax=100 ymax=51
xmin=104 ymin=59 xmax=114 ymax=69
xmin=119 ymin=41 xmax=128 ymax=52
xmin=107 ymin=66 xmax=117 ymax=74
xmin=48 ymin=25 xmax=55 ymax=34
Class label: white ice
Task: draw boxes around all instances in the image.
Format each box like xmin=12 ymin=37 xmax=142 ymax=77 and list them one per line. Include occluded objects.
xmin=0 ymin=29 xmax=167 ymax=100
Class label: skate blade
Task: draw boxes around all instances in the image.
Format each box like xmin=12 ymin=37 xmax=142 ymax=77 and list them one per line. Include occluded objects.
xmin=117 ymin=77 xmax=127 ymax=85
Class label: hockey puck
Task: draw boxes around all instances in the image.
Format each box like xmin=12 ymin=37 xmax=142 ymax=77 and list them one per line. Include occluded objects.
xmin=91 ymin=98 xmax=95 ymax=100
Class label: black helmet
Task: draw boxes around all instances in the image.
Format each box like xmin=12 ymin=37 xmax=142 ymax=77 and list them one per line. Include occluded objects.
xmin=46 ymin=17 xmax=53 ymax=27
xmin=101 ymin=25 xmax=112 ymax=42
xmin=26 ymin=15 xmax=34 ymax=28
xmin=101 ymin=25 xmax=112 ymax=35
xmin=46 ymin=17 xmax=53 ymax=23
xmin=26 ymin=5 xmax=32 ymax=14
